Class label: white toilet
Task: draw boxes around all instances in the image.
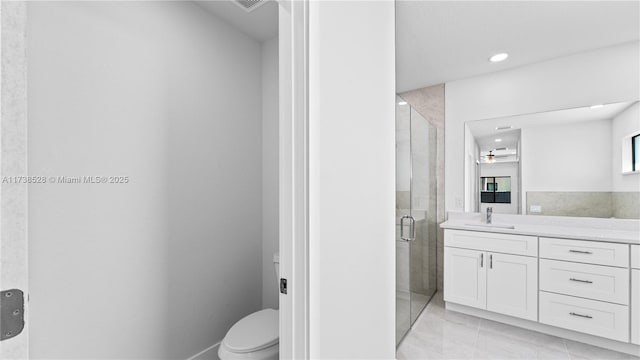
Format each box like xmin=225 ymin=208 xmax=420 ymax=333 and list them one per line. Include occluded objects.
xmin=218 ymin=253 xmax=279 ymax=360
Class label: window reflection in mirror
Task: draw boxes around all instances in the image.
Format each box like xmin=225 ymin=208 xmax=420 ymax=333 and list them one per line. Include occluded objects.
xmin=480 ymin=177 xmax=511 ymax=204
xmin=633 ymin=134 xmax=639 ymax=172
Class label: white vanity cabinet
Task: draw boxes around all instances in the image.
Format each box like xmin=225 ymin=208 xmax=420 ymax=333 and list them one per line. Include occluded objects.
xmin=444 ymin=230 xmax=538 ymax=321
xmin=632 ymin=245 xmax=640 ymax=345
xmin=442 ymin=218 xmax=640 ymax=356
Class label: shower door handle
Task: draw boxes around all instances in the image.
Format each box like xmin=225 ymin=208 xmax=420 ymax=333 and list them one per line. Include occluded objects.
xmin=400 ymin=216 xmax=410 ymax=241
xmin=400 ymin=215 xmax=416 ymax=242
xmin=409 ymin=216 xmax=416 ymax=241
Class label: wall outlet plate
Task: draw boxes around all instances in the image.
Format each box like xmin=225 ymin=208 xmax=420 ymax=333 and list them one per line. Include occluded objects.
xmin=530 ymin=205 xmax=542 ymax=213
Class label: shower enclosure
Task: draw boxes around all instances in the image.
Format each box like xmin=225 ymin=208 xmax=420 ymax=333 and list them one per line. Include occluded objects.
xmin=396 ymin=96 xmax=438 ymax=345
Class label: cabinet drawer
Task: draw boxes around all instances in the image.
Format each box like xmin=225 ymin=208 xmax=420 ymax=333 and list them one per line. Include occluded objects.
xmin=445 ymin=230 xmax=537 ymax=257
xmin=540 ymin=237 xmax=629 ymax=267
xmin=539 ymin=291 xmax=629 ymax=342
xmin=540 ymin=259 xmax=629 ymax=305
xmin=632 ymin=270 xmax=640 ymax=345
xmin=632 ymin=245 xmax=640 ymax=270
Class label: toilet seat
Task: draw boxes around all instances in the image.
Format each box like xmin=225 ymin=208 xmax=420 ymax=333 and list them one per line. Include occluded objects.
xmin=222 ymin=309 xmax=278 ymax=353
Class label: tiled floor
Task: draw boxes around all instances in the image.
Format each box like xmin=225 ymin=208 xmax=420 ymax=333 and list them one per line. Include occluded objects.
xmin=398 ymin=291 xmax=434 ymax=342
xmin=397 ymin=292 xmax=640 ymax=360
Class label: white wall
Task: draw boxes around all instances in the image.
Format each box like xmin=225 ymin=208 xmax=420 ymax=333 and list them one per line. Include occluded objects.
xmin=521 ymin=119 xmax=612 ymax=195
xmin=612 ymin=102 xmax=640 ymax=191
xmin=446 ymin=41 xmax=640 ymax=213
xmin=27 ymin=2 xmax=263 ymax=358
xmin=308 ymin=1 xmax=396 ymax=358
xmin=261 ymin=36 xmax=279 ymax=310
xmin=479 ymin=161 xmax=519 ymax=214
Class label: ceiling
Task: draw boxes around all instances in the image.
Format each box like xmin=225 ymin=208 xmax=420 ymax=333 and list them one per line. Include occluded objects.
xmin=196 ymin=0 xmax=278 ymax=42
xmin=475 ymin=129 xmax=521 ymax=154
xmin=396 ymin=1 xmax=640 ymax=92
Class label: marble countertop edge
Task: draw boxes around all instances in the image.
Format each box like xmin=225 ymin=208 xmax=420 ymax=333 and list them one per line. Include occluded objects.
xmin=440 ymin=220 xmax=640 ymax=245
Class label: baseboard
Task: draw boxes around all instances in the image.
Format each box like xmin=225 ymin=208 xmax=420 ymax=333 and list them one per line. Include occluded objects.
xmin=446 ymin=302 xmax=640 ymax=357
xmin=186 ymin=341 xmax=221 ymax=360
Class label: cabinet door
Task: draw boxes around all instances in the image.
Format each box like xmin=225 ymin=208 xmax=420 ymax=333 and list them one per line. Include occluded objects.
xmin=486 ymin=253 xmax=538 ymax=321
xmin=444 ymin=247 xmax=486 ymax=309
xmin=632 ymin=269 xmax=640 ymax=345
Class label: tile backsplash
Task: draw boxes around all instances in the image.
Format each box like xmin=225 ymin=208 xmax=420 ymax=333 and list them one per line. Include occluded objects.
xmin=526 ymin=191 xmax=640 ymax=219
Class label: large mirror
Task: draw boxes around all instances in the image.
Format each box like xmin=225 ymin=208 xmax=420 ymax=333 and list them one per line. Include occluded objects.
xmin=465 ymin=100 xmax=640 ymax=219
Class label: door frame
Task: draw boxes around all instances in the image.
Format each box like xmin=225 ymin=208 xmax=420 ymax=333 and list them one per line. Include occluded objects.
xmin=0 ymin=2 xmax=29 ymax=359
xmin=278 ymin=0 xmax=310 ymax=358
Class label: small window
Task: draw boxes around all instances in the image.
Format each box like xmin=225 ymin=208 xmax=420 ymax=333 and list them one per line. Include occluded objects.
xmin=622 ymin=131 xmax=640 ymax=174
xmin=480 ymin=176 xmax=511 ymax=204
xmin=633 ymin=134 xmax=639 ymax=172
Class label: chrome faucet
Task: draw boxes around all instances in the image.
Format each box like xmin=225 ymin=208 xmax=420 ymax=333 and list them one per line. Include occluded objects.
xmin=486 ymin=207 xmax=493 ymax=224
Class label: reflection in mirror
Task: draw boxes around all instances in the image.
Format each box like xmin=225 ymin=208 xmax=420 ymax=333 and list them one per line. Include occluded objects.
xmin=466 ymin=101 xmax=640 ymax=219
xmin=634 ymin=134 xmax=640 ymax=171
xmin=480 ymin=177 xmax=511 ymax=204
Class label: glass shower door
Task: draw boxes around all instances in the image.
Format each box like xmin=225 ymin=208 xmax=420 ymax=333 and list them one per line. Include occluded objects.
xmin=396 ymin=97 xmax=438 ymax=345
xmin=396 ymin=96 xmax=412 ymax=344
xmin=409 ymin=103 xmax=437 ymax=325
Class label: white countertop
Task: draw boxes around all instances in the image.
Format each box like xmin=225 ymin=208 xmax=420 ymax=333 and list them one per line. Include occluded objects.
xmin=441 ymin=212 xmax=640 ymax=245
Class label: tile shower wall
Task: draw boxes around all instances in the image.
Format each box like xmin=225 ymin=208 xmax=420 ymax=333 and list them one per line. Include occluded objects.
xmin=399 ymin=84 xmax=445 ymax=290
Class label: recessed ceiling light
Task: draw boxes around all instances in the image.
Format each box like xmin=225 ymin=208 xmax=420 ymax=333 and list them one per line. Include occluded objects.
xmin=489 ymin=53 xmax=509 ymax=62
xmin=398 ymin=101 xmax=407 ymax=106
xmin=495 ymin=138 xmax=502 ymax=142
xmin=590 ymin=104 xmax=604 ymax=109
xmin=496 ymin=126 xmax=512 ymax=130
